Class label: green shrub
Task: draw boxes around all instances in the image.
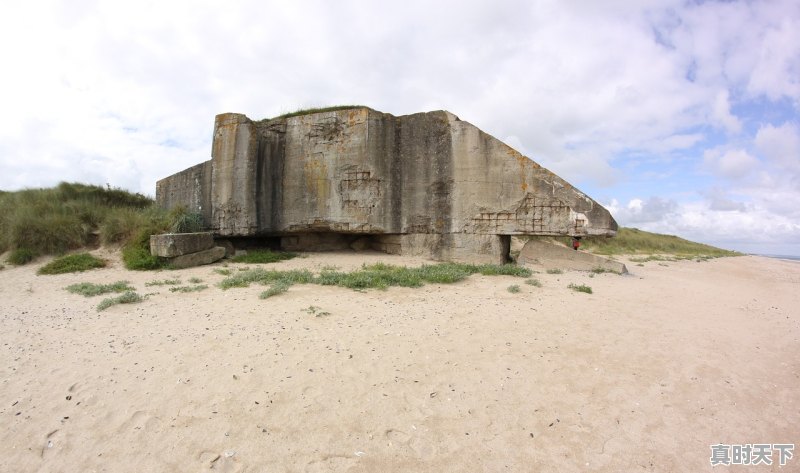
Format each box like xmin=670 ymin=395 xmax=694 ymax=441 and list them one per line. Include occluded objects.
xmin=231 ymin=249 xmax=298 ymax=264
xmin=507 ymin=285 xmax=521 ymax=293
xmin=122 ymin=244 xmax=168 ymax=270
xmin=568 ymin=283 xmax=593 ymax=294
xmin=188 ymin=277 xmax=203 ymax=284
xmin=546 ymin=268 xmax=563 ymax=274
xmin=97 ymin=291 xmax=143 ymax=311
xmin=8 ymin=248 xmax=37 ymax=265
xmin=38 ymin=253 xmax=106 ymax=275
xmin=66 ymin=281 xmax=134 ymax=297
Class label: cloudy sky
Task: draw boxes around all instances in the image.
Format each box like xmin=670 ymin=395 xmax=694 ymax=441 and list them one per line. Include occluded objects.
xmin=1 ymin=0 xmax=798 ymax=256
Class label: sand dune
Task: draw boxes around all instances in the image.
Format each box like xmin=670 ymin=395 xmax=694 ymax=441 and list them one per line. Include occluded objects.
xmin=1 ymin=252 xmax=797 ymax=472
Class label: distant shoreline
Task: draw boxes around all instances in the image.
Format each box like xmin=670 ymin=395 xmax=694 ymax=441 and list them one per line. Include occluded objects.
xmin=757 ymin=254 xmax=800 ymax=262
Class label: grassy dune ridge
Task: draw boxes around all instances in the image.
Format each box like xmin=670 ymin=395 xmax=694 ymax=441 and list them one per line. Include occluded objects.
xmin=0 ymin=182 xmax=201 ymax=269
xmin=561 ymin=228 xmax=740 ymax=257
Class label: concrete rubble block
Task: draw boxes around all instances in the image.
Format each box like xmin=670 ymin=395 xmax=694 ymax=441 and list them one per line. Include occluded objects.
xmin=150 ymin=232 xmax=215 ymax=257
xmin=168 ymin=246 xmax=226 ymax=269
xmin=518 ymin=238 xmax=628 ymax=274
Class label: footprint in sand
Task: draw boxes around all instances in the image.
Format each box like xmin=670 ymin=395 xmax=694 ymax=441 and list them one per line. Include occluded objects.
xmin=304 ymin=454 xmax=359 ymax=472
xmin=385 ymin=428 xmax=437 ymax=460
xmin=117 ymin=410 xmax=162 ymax=433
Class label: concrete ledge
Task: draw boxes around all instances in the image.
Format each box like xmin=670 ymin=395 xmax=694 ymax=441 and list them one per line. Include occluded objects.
xmin=518 ymin=238 xmax=628 ymax=274
xmin=150 ymin=232 xmax=215 ymax=257
xmin=168 ymin=246 xmax=226 ymax=269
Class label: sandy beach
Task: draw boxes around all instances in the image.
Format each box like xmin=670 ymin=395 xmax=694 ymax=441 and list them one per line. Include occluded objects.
xmin=1 ymin=252 xmax=798 ymax=472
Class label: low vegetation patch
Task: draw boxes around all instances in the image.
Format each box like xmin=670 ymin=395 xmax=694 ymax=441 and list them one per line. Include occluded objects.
xmin=525 ymin=278 xmax=542 ymax=287
xmin=302 ymin=305 xmax=331 ymax=317
xmin=259 ymin=281 xmax=291 ymax=299
xmin=66 ymin=281 xmax=134 ymax=297
xmin=97 ymin=291 xmax=143 ymax=311
xmin=546 ymin=268 xmax=563 ymax=274
xmin=7 ymin=248 xmax=36 ymax=265
xmin=230 ymin=249 xmax=298 ymax=264
xmin=213 ymin=268 xmax=232 ymax=276
xmin=507 ymin=284 xmax=521 ymax=293
xmin=188 ymin=277 xmax=203 ymax=284
xmin=169 ymin=284 xmax=208 ymax=293
xmin=145 ymin=278 xmax=181 ymax=287
xmin=219 ymin=268 xmax=314 ymax=289
xmin=218 ymin=262 xmax=532 ymax=298
xmin=38 ymin=253 xmax=106 ymax=275
xmin=568 ymin=283 xmax=593 ymax=294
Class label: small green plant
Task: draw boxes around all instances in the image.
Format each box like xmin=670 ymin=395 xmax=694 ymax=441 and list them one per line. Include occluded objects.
xmin=170 ymin=211 xmax=203 ymax=233
xmin=507 ymin=285 xmax=521 ymax=293
xmin=145 ymin=278 xmax=181 ymax=287
xmin=38 ymin=253 xmax=106 ymax=275
xmin=302 ymin=305 xmax=331 ymax=317
xmin=230 ymin=249 xmax=298 ymax=264
xmin=7 ymin=248 xmax=37 ymax=265
xmin=97 ymin=291 xmax=143 ymax=311
xmin=213 ymin=268 xmax=232 ymax=276
xmin=546 ymin=268 xmax=563 ymax=274
xmin=591 ymin=267 xmax=620 ymax=274
xmin=188 ymin=277 xmax=203 ymax=284
xmin=525 ymin=278 xmax=542 ymax=287
xmin=568 ymin=283 xmax=593 ymax=294
xmin=259 ymin=280 xmax=291 ymax=299
xmin=169 ymin=284 xmax=208 ymax=293
xmin=66 ymin=281 xmax=134 ymax=297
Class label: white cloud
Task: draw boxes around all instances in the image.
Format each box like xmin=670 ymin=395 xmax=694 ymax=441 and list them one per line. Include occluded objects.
xmin=703 ymin=148 xmax=760 ymax=180
xmin=755 ymin=122 xmax=800 ymax=173
xmin=711 ymin=90 xmax=742 ymax=134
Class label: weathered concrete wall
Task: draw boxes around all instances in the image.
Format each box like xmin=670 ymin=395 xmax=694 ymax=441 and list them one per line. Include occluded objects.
xmin=155 ymin=160 xmax=212 ymax=225
xmin=156 ymin=107 xmax=618 ymax=263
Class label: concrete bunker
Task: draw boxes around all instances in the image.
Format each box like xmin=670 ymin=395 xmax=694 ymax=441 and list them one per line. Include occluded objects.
xmin=156 ymin=107 xmax=617 ymax=264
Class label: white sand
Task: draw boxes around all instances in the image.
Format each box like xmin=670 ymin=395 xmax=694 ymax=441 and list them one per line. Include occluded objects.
xmin=1 ymin=251 xmax=798 ymax=472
